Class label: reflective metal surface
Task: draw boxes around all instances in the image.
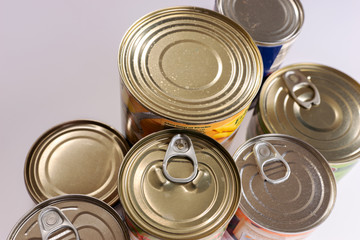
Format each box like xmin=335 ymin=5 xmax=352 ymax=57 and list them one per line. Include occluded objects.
xmin=24 ymin=120 xmax=129 ymax=205
xmin=233 ymin=134 xmax=337 ymax=234
xmin=118 ymin=129 xmax=241 ymax=239
xmin=8 ymin=195 xmax=130 ymax=240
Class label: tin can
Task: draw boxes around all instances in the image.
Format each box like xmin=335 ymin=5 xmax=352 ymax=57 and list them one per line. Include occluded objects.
xmin=7 ymin=194 xmax=130 ymax=240
xmin=118 ymin=129 xmax=241 ymax=240
xmin=118 ymin=7 xmax=263 ymax=146
xmin=24 ymin=120 xmax=129 ymax=205
xmin=247 ymin=63 xmax=360 ymax=181
xmin=215 ymin=0 xmax=304 ymax=77
xmin=228 ymin=134 xmax=337 ymax=240
xmin=215 ymin=0 xmax=304 ymax=108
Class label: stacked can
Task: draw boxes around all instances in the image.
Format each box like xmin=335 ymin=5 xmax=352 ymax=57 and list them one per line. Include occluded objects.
xmin=247 ymin=63 xmax=360 ymax=181
xmin=118 ymin=6 xmax=263 ymax=147
xmin=118 ymin=129 xmax=241 ymax=240
xmin=228 ymin=134 xmax=337 ymax=240
xmin=215 ymin=0 xmax=304 ymax=107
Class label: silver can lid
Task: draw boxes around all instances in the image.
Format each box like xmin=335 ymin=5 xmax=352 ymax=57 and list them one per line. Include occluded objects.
xmin=233 ymin=134 xmax=337 ymax=234
xmin=216 ymin=0 xmax=304 ymax=45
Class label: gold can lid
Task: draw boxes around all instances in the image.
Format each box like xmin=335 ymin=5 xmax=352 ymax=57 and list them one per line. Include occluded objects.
xmin=8 ymin=195 xmax=129 ymax=240
xmin=118 ymin=129 xmax=241 ymax=239
xmin=216 ymin=0 xmax=304 ymax=45
xmin=259 ymin=63 xmax=360 ymax=164
xmin=233 ymin=134 xmax=336 ymax=233
xmin=119 ymin=7 xmax=262 ymax=124
xmin=24 ymin=120 xmax=129 ymax=205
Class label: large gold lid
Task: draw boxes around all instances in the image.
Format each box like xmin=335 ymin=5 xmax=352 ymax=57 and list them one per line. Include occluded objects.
xmin=233 ymin=134 xmax=336 ymax=233
xmin=24 ymin=120 xmax=129 ymax=205
xmin=8 ymin=195 xmax=129 ymax=240
xmin=118 ymin=129 xmax=241 ymax=239
xmin=216 ymin=0 xmax=304 ymax=45
xmin=119 ymin=7 xmax=262 ymax=124
xmin=258 ymin=63 xmax=360 ymax=164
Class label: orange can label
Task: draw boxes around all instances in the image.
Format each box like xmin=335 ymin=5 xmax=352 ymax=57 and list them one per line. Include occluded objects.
xmin=123 ymin=86 xmax=248 ymax=145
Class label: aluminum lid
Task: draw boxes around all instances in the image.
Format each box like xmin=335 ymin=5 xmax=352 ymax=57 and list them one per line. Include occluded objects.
xmin=233 ymin=134 xmax=336 ymax=233
xmin=118 ymin=7 xmax=262 ymax=124
xmin=24 ymin=120 xmax=129 ymax=206
xmin=216 ymin=0 xmax=304 ymax=45
xmin=259 ymin=63 xmax=360 ymax=164
xmin=118 ymin=129 xmax=241 ymax=239
xmin=8 ymin=195 xmax=129 ymax=240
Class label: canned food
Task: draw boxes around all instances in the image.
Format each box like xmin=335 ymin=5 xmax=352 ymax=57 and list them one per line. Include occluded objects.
xmin=7 ymin=194 xmax=130 ymax=240
xmin=215 ymin=0 xmax=304 ymax=77
xmin=118 ymin=129 xmax=241 ymax=240
xmin=228 ymin=134 xmax=337 ymax=240
xmin=215 ymin=0 xmax=304 ymax=108
xmin=118 ymin=7 xmax=263 ymax=146
xmin=24 ymin=120 xmax=129 ymax=205
xmin=247 ymin=63 xmax=360 ymax=181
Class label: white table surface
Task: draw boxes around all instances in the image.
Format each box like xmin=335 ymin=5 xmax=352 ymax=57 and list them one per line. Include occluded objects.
xmin=1 ymin=0 xmax=359 ymax=239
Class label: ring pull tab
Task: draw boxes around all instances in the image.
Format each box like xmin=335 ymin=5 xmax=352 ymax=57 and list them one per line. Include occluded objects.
xmin=38 ymin=206 xmax=80 ymax=240
xmin=253 ymin=141 xmax=291 ymax=184
xmin=284 ymin=70 xmax=320 ymax=109
xmin=163 ymin=134 xmax=198 ymax=183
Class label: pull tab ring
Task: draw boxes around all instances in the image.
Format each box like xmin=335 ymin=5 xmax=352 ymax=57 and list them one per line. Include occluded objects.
xmin=38 ymin=206 xmax=80 ymax=240
xmin=284 ymin=70 xmax=321 ymax=109
xmin=253 ymin=141 xmax=291 ymax=184
xmin=163 ymin=134 xmax=198 ymax=183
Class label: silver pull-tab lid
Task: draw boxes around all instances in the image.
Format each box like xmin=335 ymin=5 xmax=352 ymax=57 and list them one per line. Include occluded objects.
xmin=163 ymin=134 xmax=198 ymax=183
xmin=38 ymin=206 xmax=80 ymax=240
xmin=253 ymin=141 xmax=291 ymax=184
xmin=284 ymin=70 xmax=320 ymax=109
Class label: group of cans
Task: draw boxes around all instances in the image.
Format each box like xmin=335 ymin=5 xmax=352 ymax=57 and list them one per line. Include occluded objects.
xmin=8 ymin=0 xmax=360 ymax=240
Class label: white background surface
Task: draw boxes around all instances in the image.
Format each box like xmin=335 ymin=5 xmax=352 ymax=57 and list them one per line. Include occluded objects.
xmin=1 ymin=0 xmax=359 ymax=239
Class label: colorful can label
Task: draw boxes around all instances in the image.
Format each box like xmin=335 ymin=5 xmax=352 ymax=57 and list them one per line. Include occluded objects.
xmin=122 ymin=86 xmax=248 ymax=146
xmin=227 ymin=209 xmax=312 ymax=240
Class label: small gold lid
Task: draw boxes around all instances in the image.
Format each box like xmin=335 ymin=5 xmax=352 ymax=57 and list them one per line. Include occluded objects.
xmin=216 ymin=0 xmax=304 ymax=46
xmin=119 ymin=6 xmax=262 ymax=124
xmin=258 ymin=63 xmax=360 ymax=164
xmin=24 ymin=120 xmax=129 ymax=205
xmin=118 ymin=129 xmax=241 ymax=239
xmin=8 ymin=195 xmax=129 ymax=240
xmin=233 ymin=134 xmax=336 ymax=233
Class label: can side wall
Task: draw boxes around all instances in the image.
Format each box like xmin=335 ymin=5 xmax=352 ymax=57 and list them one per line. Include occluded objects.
xmin=227 ymin=208 xmax=312 ymax=240
xmin=121 ymin=83 xmax=250 ymax=147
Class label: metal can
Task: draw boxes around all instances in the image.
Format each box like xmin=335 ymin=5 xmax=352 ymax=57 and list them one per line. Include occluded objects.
xmin=247 ymin=63 xmax=360 ymax=181
xmin=118 ymin=7 xmax=263 ymax=146
xmin=215 ymin=0 xmax=304 ymax=77
xmin=118 ymin=129 xmax=241 ymax=240
xmin=7 ymin=194 xmax=130 ymax=240
xmin=228 ymin=134 xmax=337 ymax=240
xmin=24 ymin=120 xmax=129 ymax=205
xmin=215 ymin=0 xmax=304 ymax=108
